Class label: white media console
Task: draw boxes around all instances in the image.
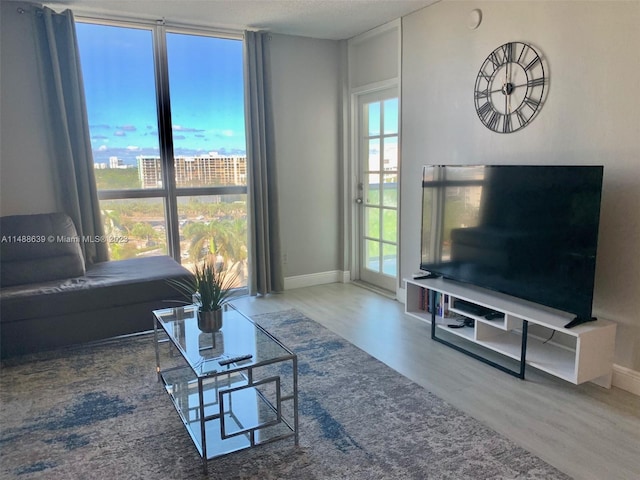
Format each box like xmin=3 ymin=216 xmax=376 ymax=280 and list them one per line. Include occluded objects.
xmin=404 ymin=277 xmax=616 ymax=387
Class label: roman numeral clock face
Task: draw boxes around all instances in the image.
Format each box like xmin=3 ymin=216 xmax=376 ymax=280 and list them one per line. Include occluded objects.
xmin=474 ymin=42 xmax=546 ymax=133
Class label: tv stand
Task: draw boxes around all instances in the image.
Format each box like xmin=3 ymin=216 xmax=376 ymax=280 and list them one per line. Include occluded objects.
xmin=404 ymin=277 xmax=616 ymax=387
xmin=564 ymin=316 xmax=597 ymax=329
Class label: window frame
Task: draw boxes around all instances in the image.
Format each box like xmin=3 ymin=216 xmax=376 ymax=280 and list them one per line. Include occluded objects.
xmin=76 ymin=17 xmax=247 ymax=262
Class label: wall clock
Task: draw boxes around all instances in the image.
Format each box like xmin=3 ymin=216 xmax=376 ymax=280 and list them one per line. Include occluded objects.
xmin=474 ymin=42 xmax=546 ymax=133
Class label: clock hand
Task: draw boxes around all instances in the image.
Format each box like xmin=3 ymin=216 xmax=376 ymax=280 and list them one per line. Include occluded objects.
xmin=505 ymin=62 xmax=509 ymax=88
xmin=490 ymin=82 xmax=530 ymax=95
xmin=492 ymin=79 xmax=522 ymax=94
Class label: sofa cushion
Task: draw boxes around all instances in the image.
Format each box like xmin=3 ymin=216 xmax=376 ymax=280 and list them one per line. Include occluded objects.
xmin=1 ymin=212 xmax=85 ymax=286
xmin=0 ymin=255 xmax=192 ymax=323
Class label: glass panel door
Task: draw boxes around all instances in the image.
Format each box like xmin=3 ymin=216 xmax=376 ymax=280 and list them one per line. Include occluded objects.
xmin=357 ymin=90 xmax=399 ymax=292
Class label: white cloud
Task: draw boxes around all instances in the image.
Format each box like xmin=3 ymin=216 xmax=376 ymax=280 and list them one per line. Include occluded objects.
xmin=211 ymin=129 xmax=235 ymax=137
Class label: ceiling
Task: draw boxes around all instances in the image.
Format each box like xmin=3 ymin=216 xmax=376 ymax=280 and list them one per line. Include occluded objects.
xmin=43 ymin=0 xmax=440 ymax=40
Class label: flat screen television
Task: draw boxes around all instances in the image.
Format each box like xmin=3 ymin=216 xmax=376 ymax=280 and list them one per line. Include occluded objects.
xmin=420 ymin=165 xmax=604 ymax=327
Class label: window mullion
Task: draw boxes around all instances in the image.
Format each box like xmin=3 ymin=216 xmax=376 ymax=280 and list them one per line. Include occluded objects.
xmin=153 ymin=22 xmax=180 ymax=261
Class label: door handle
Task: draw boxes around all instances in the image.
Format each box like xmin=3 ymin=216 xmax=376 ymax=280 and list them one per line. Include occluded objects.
xmin=356 ymin=182 xmax=364 ymax=204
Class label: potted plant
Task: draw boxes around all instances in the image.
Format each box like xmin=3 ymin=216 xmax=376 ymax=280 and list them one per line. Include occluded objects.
xmin=168 ymin=258 xmax=240 ymax=332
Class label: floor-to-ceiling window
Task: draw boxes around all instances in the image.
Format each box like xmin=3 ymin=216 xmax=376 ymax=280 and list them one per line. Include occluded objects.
xmin=76 ymin=21 xmax=248 ymax=284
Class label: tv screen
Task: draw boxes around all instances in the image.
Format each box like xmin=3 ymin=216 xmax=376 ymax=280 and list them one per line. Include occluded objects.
xmin=420 ymin=165 xmax=604 ymax=324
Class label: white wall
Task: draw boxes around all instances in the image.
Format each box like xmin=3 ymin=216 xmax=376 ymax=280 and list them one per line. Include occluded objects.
xmin=269 ymin=34 xmax=342 ymax=278
xmin=401 ymin=1 xmax=640 ymax=370
xmin=349 ymin=22 xmax=400 ymax=90
xmin=0 ymin=1 xmax=58 ymax=215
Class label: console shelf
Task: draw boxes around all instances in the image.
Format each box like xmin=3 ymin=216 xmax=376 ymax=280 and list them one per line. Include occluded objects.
xmin=405 ymin=277 xmax=616 ymax=387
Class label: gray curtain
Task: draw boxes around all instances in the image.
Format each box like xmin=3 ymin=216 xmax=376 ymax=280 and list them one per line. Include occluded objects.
xmin=243 ymin=31 xmax=284 ymax=295
xmin=31 ymin=5 xmax=108 ymax=264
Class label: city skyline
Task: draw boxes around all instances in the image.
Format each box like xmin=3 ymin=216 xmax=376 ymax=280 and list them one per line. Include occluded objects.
xmin=76 ymin=23 xmax=247 ymax=166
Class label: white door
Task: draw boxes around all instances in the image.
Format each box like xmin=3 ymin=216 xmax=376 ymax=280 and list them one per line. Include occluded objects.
xmin=356 ymin=89 xmax=399 ymax=292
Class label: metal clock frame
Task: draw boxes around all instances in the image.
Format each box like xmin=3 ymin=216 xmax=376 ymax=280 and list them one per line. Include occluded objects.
xmin=474 ymin=42 xmax=546 ymax=134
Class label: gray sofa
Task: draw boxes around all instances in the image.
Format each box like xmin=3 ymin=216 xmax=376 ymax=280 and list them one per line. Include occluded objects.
xmin=0 ymin=212 xmax=192 ymax=358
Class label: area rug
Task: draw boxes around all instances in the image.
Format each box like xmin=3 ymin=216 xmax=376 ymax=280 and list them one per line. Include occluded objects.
xmin=0 ymin=309 xmax=570 ymax=479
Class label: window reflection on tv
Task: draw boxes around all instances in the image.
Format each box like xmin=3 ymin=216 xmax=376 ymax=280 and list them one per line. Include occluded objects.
xmin=420 ymin=165 xmax=604 ymax=323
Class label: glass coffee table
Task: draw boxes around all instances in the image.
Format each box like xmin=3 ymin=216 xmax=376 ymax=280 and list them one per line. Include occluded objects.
xmin=153 ymin=303 xmax=299 ymax=474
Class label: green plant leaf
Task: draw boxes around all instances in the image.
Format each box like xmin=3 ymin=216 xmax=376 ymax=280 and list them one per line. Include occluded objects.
xmin=167 ymin=259 xmax=241 ymax=312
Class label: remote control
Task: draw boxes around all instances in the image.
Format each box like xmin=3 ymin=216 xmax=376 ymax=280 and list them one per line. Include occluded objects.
xmin=218 ymin=354 xmax=253 ymax=366
xmin=412 ymin=272 xmax=439 ymax=280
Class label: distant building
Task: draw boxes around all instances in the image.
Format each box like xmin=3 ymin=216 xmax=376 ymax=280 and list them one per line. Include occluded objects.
xmin=137 ymin=153 xmax=247 ymax=189
xmin=109 ymin=156 xmax=124 ymax=169
xmin=137 ymin=156 xmax=163 ymax=188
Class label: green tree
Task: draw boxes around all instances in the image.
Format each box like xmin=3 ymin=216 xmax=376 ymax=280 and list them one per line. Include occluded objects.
xmin=131 ymin=222 xmax=159 ymax=245
xmin=94 ymin=168 xmax=140 ymax=190
xmin=183 ymin=219 xmax=247 ymax=268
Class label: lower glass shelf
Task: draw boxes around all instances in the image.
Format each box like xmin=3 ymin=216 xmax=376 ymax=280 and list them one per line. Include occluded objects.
xmin=160 ymin=366 xmax=295 ymax=459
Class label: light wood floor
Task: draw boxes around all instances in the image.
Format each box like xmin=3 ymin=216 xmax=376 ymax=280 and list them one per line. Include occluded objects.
xmin=232 ymin=283 xmax=640 ymax=480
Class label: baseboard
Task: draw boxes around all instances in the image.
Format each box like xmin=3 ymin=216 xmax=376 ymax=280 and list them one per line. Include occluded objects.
xmin=284 ymin=270 xmax=349 ymax=290
xmin=612 ymin=364 xmax=640 ymax=396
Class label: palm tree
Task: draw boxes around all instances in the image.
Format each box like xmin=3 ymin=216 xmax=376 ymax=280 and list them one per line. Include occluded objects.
xmin=183 ymin=222 xmax=218 ymax=262
xmin=183 ymin=218 xmax=248 ymax=284
xmin=223 ymin=218 xmax=248 ymax=283
xmin=101 ymin=208 xmax=125 ymax=236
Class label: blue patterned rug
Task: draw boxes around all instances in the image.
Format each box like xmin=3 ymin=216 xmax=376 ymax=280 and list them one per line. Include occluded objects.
xmin=0 ymin=309 xmax=570 ymax=479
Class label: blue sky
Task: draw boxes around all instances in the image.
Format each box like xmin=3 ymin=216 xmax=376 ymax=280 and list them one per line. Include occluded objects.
xmin=76 ymin=23 xmax=246 ymax=165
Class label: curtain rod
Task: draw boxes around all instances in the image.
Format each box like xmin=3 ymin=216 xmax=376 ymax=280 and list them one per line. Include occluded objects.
xmin=39 ymin=4 xmax=253 ymax=37
xmin=16 ymin=4 xmax=43 ymax=15
xmin=20 ymin=4 xmax=265 ymax=38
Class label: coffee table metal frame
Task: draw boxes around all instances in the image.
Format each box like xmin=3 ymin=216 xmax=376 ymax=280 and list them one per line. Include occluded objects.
xmin=153 ymin=303 xmax=299 ymax=474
